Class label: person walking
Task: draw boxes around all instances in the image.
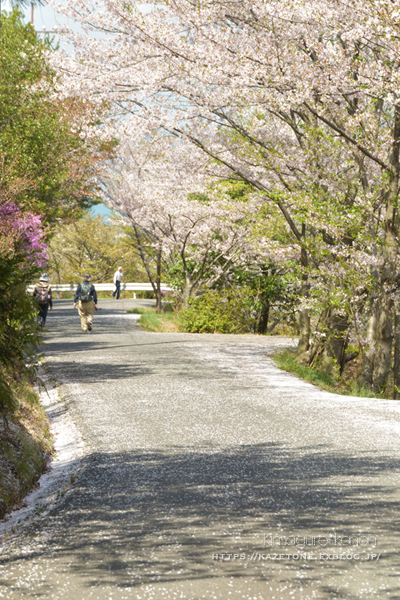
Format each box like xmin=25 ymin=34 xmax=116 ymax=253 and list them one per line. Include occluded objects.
xmin=73 ymin=273 xmax=98 ymax=332
xmin=112 ymin=266 xmax=123 ymax=300
xmin=33 ymin=274 xmax=53 ymax=327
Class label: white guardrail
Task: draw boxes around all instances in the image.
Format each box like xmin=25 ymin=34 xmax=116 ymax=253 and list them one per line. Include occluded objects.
xmin=27 ymin=282 xmax=173 ymax=299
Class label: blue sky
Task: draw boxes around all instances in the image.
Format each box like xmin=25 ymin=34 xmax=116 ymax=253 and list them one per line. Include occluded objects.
xmin=4 ymin=1 xmax=71 ymax=37
xmin=91 ymin=203 xmax=113 ymax=219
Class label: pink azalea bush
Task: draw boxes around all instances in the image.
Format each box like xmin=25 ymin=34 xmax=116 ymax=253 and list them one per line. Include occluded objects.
xmin=0 ymin=201 xmax=48 ymax=416
xmin=0 ymin=202 xmax=48 ymax=267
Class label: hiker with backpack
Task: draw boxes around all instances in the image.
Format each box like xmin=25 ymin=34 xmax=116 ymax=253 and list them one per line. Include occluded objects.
xmin=33 ymin=274 xmax=53 ymax=327
xmin=73 ymin=273 xmax=98 ymax=332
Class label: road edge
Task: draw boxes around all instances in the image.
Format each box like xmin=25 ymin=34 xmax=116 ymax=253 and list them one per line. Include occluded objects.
xmin=0 ymin=366 xmax=85 ymax=544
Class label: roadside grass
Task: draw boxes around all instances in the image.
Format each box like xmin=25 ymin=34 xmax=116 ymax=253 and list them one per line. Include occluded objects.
xmin=272 ymin=349 xmax=337 ymax=392
xmin=0 ymin=383 xmax=53 ymax=519
xmin=272 ymin=348 xmax=383 ymax=398
xmin=127 ymin=307 xmax=152 ymax=315
xmin=127 ymin=305 xmax=297 ymax=336
xmin=127 ymin=306 xmax=180 ymax=333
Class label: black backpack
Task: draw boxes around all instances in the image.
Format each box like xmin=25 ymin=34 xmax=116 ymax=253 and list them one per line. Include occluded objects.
xmin=80 ymin=282 xmax=92 ymax=302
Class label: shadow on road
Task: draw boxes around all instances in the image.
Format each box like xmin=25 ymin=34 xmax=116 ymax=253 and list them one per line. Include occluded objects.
xmin=1 ymin=443 xmax=399 ymax=598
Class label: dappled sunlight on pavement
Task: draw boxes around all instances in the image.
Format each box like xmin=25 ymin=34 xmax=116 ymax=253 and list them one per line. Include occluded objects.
xmin=1 ymin=300 xmax=399 ymax=599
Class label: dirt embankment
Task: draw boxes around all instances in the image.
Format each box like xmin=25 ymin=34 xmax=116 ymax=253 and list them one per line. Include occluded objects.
xmin=0 ymin=386 xmax=53 ymax=520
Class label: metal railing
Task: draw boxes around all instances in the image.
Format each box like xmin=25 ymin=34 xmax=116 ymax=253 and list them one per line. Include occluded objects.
xmin=27 ymin=282 xmax=173 ymax=299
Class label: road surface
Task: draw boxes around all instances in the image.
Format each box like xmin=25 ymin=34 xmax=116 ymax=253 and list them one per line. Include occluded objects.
xmin=1 ymin=299 xmax=400 ymax=599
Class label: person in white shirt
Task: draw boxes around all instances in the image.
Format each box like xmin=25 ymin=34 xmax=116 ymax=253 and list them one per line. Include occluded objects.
xmin=112 ymin=266 xmax=123 ymax=299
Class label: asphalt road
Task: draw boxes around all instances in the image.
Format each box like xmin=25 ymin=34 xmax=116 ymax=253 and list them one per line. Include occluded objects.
xmin=1 ymin=299 xmax=400 ymax=600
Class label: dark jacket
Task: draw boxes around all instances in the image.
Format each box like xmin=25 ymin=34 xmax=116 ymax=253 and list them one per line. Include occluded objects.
xmin=74 ymin=281 xmax=98 ymax=304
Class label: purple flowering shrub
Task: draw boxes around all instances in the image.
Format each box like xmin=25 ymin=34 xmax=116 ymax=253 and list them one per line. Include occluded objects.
xmin=0 ymin=203 xmax=48 ymax=266
xmin=0 ymin=202 xmax=48 ymax=416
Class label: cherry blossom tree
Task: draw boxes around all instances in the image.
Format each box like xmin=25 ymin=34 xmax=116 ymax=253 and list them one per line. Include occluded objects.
xmin=53 ymin=0 xmax=400 ymax=391
xmin=101 ymin=132 xmax=298 ymax=309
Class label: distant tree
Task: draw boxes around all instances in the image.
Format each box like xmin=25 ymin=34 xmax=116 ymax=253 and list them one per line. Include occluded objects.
xmin=102 ymin=135 xmax=298 ymax=311
xmin=47 ymin=214 xmax=146 ymax=285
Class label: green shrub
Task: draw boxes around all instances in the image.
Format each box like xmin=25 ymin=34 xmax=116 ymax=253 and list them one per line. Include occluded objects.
xmin=180 ymin=288 xmax=257 ymax=334
xmin=0 ymin=273 xmax=42 ymax=419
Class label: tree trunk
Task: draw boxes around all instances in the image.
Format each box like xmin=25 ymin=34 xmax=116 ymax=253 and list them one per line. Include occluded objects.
xmin=320 ymin=314 xmax=348 ymax=376
xmin=256 ymin=295 xmax=270 ymax=334
xmin=372 ymin=293 xmax=393 ymax=392
xmin=297 ymin=309 xmax=310 ymax=358
xmin=358 ymin=106 xmax=400 ymax=393
xmin=182 ymin=275 xmax=193 ymax=308
xmin=358 ymin=281 xmax=395 ymax=396
xmin=133 ymin=225 xmax=162 ymax=310
xmin=372 ymin=105 xmax=400 ymax=391
xmin=307 ymin=308 xmax=331 ymax=367
xmin=155 ymin=245 xmax=162 ymax=313
xmin=296 ymin=233 xmax=310 ymax=358
xmin=306 ymin=309 xmax=348 ymax=376
xmin=394 ymin=308 xmax=400 ymax=399
xmin=358 ymin=298 xmax=378 ymax=391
